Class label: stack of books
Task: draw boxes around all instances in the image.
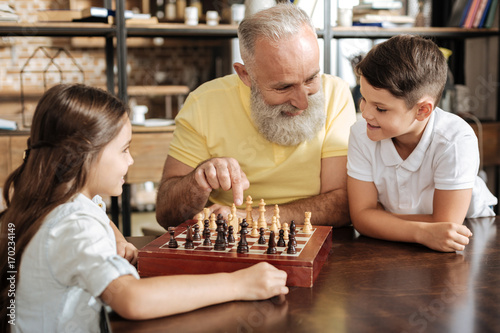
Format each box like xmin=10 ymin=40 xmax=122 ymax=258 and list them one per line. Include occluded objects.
xmin=37 ymin=7 xmax=156 ymax=24
xmin=448 ymin=0 xmax=499 ymax=28
xmin=352 ymin=1 xmax=415 ymax=27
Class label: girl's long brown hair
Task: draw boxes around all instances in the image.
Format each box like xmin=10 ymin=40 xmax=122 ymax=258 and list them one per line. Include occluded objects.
xmin=0 ymin=83 xmax=128 ymax=331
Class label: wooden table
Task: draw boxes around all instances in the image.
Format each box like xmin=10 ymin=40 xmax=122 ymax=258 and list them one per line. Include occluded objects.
xmin=113 ymin=216 xmax=500 ymax=333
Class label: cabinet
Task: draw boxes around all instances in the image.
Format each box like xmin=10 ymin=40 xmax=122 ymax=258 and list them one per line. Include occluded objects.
xmin=1 ymin=1 xmax=499 ymax=233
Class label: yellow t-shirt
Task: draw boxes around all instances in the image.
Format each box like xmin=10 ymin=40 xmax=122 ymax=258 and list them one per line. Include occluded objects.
xmin=168 ymin=74 xmax=356 ymax=208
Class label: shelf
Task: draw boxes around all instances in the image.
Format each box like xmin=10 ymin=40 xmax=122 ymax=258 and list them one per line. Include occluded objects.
xmin=127 ymin=23 xmax=239 ymax=38
xmin=0 ymin=22 xmax=114 ymax=37
xmin=331 ymin=26 xmax=500 ymax=39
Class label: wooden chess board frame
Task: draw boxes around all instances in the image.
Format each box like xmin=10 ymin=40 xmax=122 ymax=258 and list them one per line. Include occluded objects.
xmin=138 ymin=221 xmax=333 ymax=287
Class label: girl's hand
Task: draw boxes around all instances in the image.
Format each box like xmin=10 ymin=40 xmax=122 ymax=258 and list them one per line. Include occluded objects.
xmin=232 ymin=262 xmax=289 ymax=300
xmin=418 ymin=222 xmax=472 ymax=252
xmin=116 ymin=240 xmax=138 ymax=265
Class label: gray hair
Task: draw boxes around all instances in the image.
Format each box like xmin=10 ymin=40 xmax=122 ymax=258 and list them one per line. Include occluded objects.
xmin=237 ymin=3 xmax=316 ymax=69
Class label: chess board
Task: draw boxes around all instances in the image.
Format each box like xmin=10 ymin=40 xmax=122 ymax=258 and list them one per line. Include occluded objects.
xmin=138 ymin=221 xmax=333 ymax=287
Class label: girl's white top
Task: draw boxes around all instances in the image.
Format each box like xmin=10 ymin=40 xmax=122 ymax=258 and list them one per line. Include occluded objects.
xmin=14 ymin=194 xmax=139 ymax=332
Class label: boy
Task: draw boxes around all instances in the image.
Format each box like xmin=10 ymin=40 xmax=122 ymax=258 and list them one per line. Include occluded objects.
xmin=347 ymin=35 xmax=497 ymax=252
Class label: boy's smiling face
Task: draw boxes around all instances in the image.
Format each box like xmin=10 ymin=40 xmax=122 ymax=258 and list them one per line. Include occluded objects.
xmin=359 ymin=76 xmax=422 ymax=143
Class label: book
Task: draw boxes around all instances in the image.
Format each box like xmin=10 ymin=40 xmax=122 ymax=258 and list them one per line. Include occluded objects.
xmin=473 ymin=0 xmax=490 ymax=27
xmin=478 ymin=0 xmax=493 ymax=27
xmin=355 ymin=1 xmax=403 ymax=10
xmin=447 ymin=0 xmax=471 ymax=26
xmin=484 ymin=0 xmax=499 ymax=27
xmin=37 ymin=9 xmax=82 ymax=22
xmin=463 ymin=0 xmax=482 ymax=27
xmin=460 ymin=0 xmax=475 ymax=26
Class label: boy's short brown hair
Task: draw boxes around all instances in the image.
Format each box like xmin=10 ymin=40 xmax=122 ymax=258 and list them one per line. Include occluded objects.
xmin=355 ymin=35 xmax=448 ymax=109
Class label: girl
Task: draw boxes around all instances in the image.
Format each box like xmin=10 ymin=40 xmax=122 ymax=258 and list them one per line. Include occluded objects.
xmin=0 ymin=84 xmax=288 ymax=332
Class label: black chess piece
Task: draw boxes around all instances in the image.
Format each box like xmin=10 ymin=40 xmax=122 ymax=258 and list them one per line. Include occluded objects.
xmin=227 ymin=225 xmax=235 ymax=243
xmin=203 ymin=219 xmax=212 ymax=247
xmin=168 ymin=227 xmax=178 ymax=248
xmin=287 ymin=232 xmax=297 ymax=254
xmin=277 ymin=229 xmax=286 ymax=247
xmin=237 ymin=219 xmax=249 ymax=253
xmin=185 ymin=225 xmax=194 ymax=249
xmin=290 ymin=220 xmax=297 ymax=247
xmin=267 ymin=231 xmax=277 ymax=254
xmin=193 ymin=224 xmax=201 ymax=241
xmin=214 ymin=217 xmax=226 ymax=251
xmin=224 ymin=220 xmax=229 ymax=247
xmin=258 ymin=227 xmax=266 ymax=244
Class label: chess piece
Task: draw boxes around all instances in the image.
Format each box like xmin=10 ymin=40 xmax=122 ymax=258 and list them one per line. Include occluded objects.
xmin=193 ymin=224 xmax=201 ymax=241
xmin=258 ymin=227 xmax=266 ymax=244
xmin=245 ymin=195 xmax=253 ymax=228
xmin=237 ymin=218 xmax=249 ymax=253
xmin=195 ymin=212 xmax=204 ymax=229
xmin=230 ymin=203 xmax=239 ymax=232
xmin=270 ymin=216 xmax=278 ymax=234
xmin=251 ymin=218 xmax=260 ymax=237
xmin=277 ymin=229 xmax=286 ymax=247
xmin=303 ymin=211 xmax=312 ymax=234
xmin=185 ymin=225 xmax=194 ymax=249
xmin=258 ymin=199 xmax=267 ymax=229
xmin=273 ymin=204 xmax=281 ymax=229
xmin=287 ymin=232 xmax=297 ymax=254
xmin=214 ymin=217 xmax=226 ymax=251
xmin=227 ymin=225 xmax=235 ymax=243
xmin=209 ymin=213 xmax=217 ymax=230
xmin=290 ymin=220 xmax=297 ymax=247
xmin=283 ymin=222 xmax=289 ymax=240
xmin=224 ymin=219 xmax=229 ymax=247
xmin=168 ymin=227 xmax=178 ymax=248
xmin=267 ymin=231 xmax=277 ymax=254
xmin=203 ymin=207 xmax=210 ymax=220
xmin=203 ymin=219 xmax=212 ymax=246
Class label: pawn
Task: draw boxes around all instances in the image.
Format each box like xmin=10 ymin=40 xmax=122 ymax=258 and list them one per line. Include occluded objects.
xmin=258 ymin=227 xmax=266 ymax=244
xmin=267 ymin=231 xmax=277 ymax=254
xmin=237 ymin=218 xmax=249 ymax=253
xmin=209 ymin=213 xmax=217 ymax=230
xmin=227 ymin=225 xmax=235 ymax=243
xmin=203 ymin=220 xmax=212 ymax=247
xmin=168 ymin=227 xmax=178 ymax=248
xmin=270 ymin=216 xmax=278 ymax=234
xmin=282 ymin=222 xmax=289 ymax=241
xmin=287 ymin=232 xmax=297 ymax=254
xmin=277 ymin=229 xmax=286 ymax=247
xmin=195 ymin=212 xmax=204 ymax=229
xmin=184 ymin=225 xmax=194 ymax=249
xmin=193 ymin=224 xmax=201 ymax=241
xmin=289 ymin=220 xmax=297 ymax=247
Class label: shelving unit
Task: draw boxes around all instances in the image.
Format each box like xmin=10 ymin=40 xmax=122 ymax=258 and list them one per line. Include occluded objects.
xmin=1 ymin=1 xmax=499 ymax=234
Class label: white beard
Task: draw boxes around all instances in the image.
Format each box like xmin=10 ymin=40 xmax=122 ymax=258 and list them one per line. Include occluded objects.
xmin=250 ymin=84 xmax=326 ymax=146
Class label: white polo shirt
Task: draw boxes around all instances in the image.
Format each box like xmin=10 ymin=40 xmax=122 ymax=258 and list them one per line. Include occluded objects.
xmin=347 ymin=108 xmax=497 ymax=218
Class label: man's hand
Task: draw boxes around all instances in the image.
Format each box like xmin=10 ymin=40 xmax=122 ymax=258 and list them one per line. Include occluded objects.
xmin=194 ymin=157 xmax=250 ymax=206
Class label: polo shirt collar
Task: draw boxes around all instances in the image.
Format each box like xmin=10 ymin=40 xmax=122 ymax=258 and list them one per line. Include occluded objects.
xmin=380 ymin=110 xmax=436 ymax=171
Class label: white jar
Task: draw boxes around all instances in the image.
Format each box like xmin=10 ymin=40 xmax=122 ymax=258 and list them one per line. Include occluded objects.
xmin=185 ymin=6 xmax=198 ymax=25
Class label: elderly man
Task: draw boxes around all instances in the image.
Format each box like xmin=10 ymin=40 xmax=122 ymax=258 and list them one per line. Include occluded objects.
xmin=156 ymin=4 xmax=356 ymax=228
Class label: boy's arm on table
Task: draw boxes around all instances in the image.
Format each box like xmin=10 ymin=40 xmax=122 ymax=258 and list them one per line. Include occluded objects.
xmin=347 ymin=176 xmax=472 ymax=252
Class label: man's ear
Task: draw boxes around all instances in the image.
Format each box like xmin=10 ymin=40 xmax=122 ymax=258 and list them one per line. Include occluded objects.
xmin=233 ymin=62 xmax=252 ymax=87
xmin=415 ymin=98 xmax=434 ymax=121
